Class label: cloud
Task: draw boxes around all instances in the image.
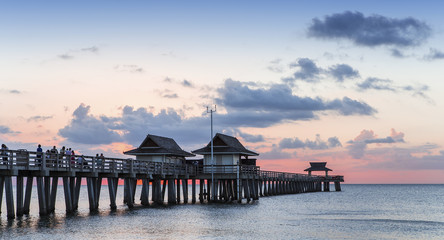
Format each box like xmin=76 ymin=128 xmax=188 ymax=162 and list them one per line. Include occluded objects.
xmin=328 ymin=64 xmax=360 ymax=82
xmin=279 ymin=134 xmax=342 ymax=150
xmin=357 ymin=77 xmax=396 ymax=91
xmin=308 ymin=11 xmax=431 ymax=47
xmin=57 ymin=46 xmax=100 ymax=60
xmin=182 ymin=79 xmax=194 ymax=87
xmin=218 ymin=79 xmax=376 ymax=117
xmin=288 ymin=58 xmax=322 ymax=83
xmin=260 ymin=145 xmax=294 ymax=160
xmin=357 ymin=77 xmax=430 ymax=98
xmin=9 ymin=89 xmax=21 ymax=94
xmin=58 ymin=104 xmax=122 ymax=145
xmin=347 ymin=129 xmax=405 ymax=159
xmin=114 ymin=65 xmax=144 ymax=73
xmin=361 ymin=144 xmax=444 ymax=170
xmin=225 ymin=128 xmax=265 ymax=143
xmin=267 ymin=58 xmax=284 ymax=73
xmin=162 ymin=93 xmax=178 ymax=99
xmin=58 ymin=54 xmax=74 ymax=60
xmin=424 ymin=48 xmax=444 ymax=60
xmin=0 ymin=125 xmax=20 ymax=134
xmin=390 ymin=48 xmax=406 ymax=58
xmin=27 ymin=115 xmax=53 ymax=122
xmin=81 ymin=46 xmax=99 ymax=53
xmin=284 ymin=58 xmax=360 ymax=85
xmin=58 ymin=79 xmax=376 ymax=149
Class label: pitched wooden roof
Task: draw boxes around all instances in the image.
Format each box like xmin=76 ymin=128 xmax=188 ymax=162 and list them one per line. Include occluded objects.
xmin=304 ymin=162 xmax=332 ymax=172
xmin=192 ymin=133 xmax=259 ymax=156
xmin=124 ymin=134 xmax=195 ymax=157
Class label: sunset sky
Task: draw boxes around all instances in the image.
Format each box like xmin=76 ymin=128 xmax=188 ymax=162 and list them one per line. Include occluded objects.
xmin=1 ymin=1 xmax=443 ymax=183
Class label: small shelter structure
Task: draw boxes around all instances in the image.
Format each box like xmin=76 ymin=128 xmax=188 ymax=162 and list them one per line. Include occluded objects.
xmin=124 ymin=134 xmax=194 ymax=164
xmin=192 ymin=133 xmax=258 ymax=167
xmin=304 ymin=162 xmax=332 ymax=176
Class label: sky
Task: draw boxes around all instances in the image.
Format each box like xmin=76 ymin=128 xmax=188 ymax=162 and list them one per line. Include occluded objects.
xmin=1 ymin=0 xmax=444 ymax=183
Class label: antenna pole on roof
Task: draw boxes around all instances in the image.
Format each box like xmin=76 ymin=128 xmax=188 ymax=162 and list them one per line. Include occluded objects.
xmin=207 ymin=105 xmax=216 ymax=201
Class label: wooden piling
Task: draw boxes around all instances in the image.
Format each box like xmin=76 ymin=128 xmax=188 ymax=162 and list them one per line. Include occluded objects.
xmin=5 ymin=176 xmax=15 ymax=219
xmin=168 ymin=179 xmax=176 ymax=204
xmin=107 ymin=178 xmax=117 ymax=210
xmin=191 ymin=178 xmax=196 ymax=204
xmin=63 ymin=177 xmax=73 ymax=212
xmin=161 ymin=179 xmax=167 ymax=202
xmin=182 ymin=179 xmax=188 ymax=203
xmin=141 ymin=179 xmax=150 ymax=206
xmin=87 ymin=178 xmax=96 ymax=210
xmin=23 ymin=176 xmax=33 ymax=214
xmin=199 ymin=179 xmax=204 ymax=203
xmin=16 ymin=176 xmax=24 ymax=216
xmin=36 ymin=177 xmax=47 ymax=216
xmin=335 ymin=182 xmax=341 ymax=191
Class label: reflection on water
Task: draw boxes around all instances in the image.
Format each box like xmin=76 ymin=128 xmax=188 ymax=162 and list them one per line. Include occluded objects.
xmin=1 ymin=185 xmax=444 ymax=239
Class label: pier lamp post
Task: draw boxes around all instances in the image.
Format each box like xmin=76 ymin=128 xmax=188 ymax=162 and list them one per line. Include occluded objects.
xmin=207 ymin=105 xmax=216 ymax=201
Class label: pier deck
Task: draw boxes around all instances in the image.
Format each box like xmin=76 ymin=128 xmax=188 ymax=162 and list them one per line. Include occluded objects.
xmin=0 ymin=149 xmax=343 ymax=219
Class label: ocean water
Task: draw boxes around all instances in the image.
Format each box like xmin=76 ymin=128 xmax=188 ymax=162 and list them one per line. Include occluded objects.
xmin=1 ymin=184 xmax=443 ymax=239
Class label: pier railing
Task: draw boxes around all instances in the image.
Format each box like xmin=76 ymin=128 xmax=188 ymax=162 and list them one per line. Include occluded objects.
xmin=0 ymin=149 xmax=195 ymax=176
xmin=0 ymin=149 xmax=342 ymax=181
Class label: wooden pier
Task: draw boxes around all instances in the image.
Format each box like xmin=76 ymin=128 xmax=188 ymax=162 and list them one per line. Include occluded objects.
xmin=0 ymin=149 xmax=344 ymax=219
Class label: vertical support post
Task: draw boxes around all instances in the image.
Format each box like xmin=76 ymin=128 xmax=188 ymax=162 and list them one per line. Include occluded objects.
xmin=168 ymin=179 xmax=175 ymax=204
xmin=16 ymin=176 xmax=24 ymax=216
xmin=5 ymin=176 xmax=15 ymax=219
xmin=176 ymin=178 xmax=181 ymax=203
xmin=44 ymin=176 xmax=51 ymax=210
xmin=73 ymin=177 xmax=81 ymax=210
xmin=49 ymin=177 xmax=58 ymax=212
xmin=199 ymin=179 xmax=204 ymax=203
xmin=63 ymin=177 xmax=73 ymax=213
xmin=36 ymin=177 xmax=47 ymax=216
xmin=96 ymin=177 xmax=103 ymax=208
xmin=141 ymin=179 xmax=150 ymax=206
xmin=192 ymin=178 xmax=196 ymax=204
xmin=126 ymin=178 xmax=134 ymax=208
xmin=183 ymin=179 xmax=188 ymax=204
xmin=161 ymin=179 xmax=167 ymax=202
xmin=206 ymin=179 xmax=211 ymax=202
xmin=108 ymin=178 xmax=117 ymax=210
xmin=23 ymin=176 xmax=33 ymax=214
xmin=335 ymin=182 xmax=341 ymax=191
xmin=87 ymin=178 xmax=96 ymax=211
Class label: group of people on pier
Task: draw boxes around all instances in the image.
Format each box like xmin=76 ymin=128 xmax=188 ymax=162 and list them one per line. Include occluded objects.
xmin=1 ymin=143 xmax=107 ymax=169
